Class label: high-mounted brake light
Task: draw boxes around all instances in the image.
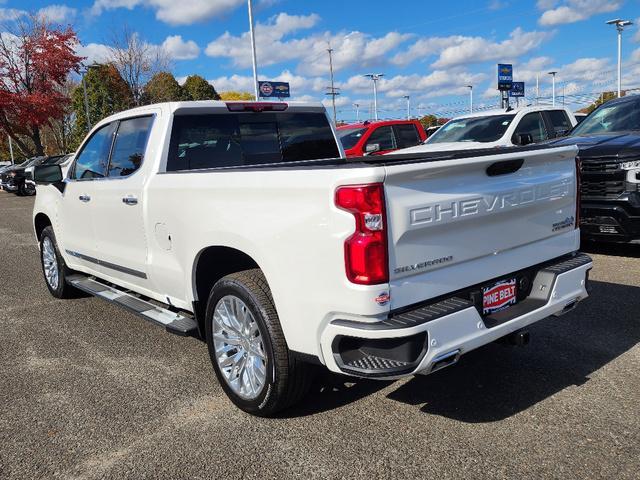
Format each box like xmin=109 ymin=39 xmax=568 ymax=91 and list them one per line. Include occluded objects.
xmin=225 ymin=102 xmax=288 ymax=112
xmin=335 ymin=184 xmax=388 ymax=285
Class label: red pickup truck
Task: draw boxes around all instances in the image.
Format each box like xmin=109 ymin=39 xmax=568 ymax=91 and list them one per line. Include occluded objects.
xmin=337 ymin=119 xmax=427 ymax=156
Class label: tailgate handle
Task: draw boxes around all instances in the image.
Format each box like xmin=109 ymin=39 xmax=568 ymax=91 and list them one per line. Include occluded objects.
xmin=486 ymin=159 xmax=524 ymax=177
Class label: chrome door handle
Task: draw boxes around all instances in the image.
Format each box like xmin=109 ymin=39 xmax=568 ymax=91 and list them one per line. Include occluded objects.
xmin=122 ymin=195 xmax=138 ymax=205
xmin=79 ymin=194 xmax=91 ymax=202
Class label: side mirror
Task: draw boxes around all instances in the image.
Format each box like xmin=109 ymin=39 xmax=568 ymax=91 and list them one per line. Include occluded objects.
xmin=33 ymin=164 xmax=63 ymax=184
xmin=365 ymin=143 xmax=380 ymax=155
xmin=514 ymin=133 xmax=534 ymax=146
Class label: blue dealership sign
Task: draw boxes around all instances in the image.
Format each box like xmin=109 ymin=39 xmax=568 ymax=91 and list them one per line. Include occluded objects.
xmin=258 ymin=81 xmax=290 ymax=98
xmin=498 ymin=64 xmax=513 ymax=91
xmin=509 ymin=82 xmax=525 ymax=97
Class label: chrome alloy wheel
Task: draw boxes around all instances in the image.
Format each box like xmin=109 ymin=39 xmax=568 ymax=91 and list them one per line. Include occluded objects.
xmin=212 ymin=295 xmax=267 ymax=400
xmin=42 ymin=237 xmax=59 ymax=290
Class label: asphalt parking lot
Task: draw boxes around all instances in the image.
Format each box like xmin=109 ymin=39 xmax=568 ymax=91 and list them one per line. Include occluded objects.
xmin=1 ymin=191 xmax=639 ymax=479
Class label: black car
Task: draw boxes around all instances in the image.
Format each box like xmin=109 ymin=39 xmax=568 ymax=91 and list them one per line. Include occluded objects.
xmin=551 ymin=94 xmax=640 ymax=243
xmin=0 ymin=155 xmax=66 ymax=196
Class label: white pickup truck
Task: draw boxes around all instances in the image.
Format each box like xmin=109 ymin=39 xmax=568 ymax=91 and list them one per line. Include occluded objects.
xmin=32 ymin=101 xmax=592 ymax=416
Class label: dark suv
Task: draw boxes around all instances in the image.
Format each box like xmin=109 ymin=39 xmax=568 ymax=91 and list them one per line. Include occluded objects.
xmin=551 ymin=94 xmax=640 ymax=243
xmin=0 ymin=155 xmax=66 ymax=196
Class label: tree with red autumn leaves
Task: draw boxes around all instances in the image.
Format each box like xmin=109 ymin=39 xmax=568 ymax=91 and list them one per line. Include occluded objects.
xmin=0 ymin=15 xmax=83 ymax=157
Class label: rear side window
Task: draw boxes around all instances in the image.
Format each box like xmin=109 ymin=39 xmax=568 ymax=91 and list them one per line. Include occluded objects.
xmin=71 ymin=123 xmax=116 ymax=180
xmin=513 ymin=112 xmax=547 ymax=143
xmin=167 ymin=112 xmax=340 ymax=171
xmin=108 ymin=116 xmax=154 ymax=177
xmin=366 ymin=126 xmax=395 ymax=151
xmin=547 ymin=110 xmax=572 ymax=137
xmin=394 ymin=124 xmax=421 ymax=148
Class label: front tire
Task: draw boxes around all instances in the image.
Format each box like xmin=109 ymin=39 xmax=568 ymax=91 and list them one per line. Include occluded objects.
xmin=40 ymin=226 xmax=78 ymax=299
xmin=205 ymin=269 xmax=313 ymax=416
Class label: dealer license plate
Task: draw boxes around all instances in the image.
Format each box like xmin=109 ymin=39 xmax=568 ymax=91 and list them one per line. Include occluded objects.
xmin=482 ymin=278 xmax=517 ymax=315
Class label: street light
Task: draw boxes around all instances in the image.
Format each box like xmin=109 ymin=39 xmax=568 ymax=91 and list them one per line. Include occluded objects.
xmin=466 ymin=85 xmax=473 ymax=113
xmin=247 ymin=0 xmax=260 ymax=101
xmin=606 ymin=19 xmax=633 ymax=98
xmin=548 ymin=71 xmax=557 ymax=106
xmin=353 ymin=103 xmax=360 ymax=122
xmin=364 ymin=74 xmax=384 ymax=121
xmin=403 ymin=95 xmax=410 ymax=120
xmin=79 ymin=63 xmax=101 ymax=132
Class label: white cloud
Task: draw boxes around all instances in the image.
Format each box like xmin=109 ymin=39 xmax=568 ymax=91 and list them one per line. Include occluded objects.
xmin=538 ymin=0 xmax=622 ymax=26
xmin=161 ymin=35 xmax=199 ymax=60
xmin=432 ymin=28 xmax=551 ymax=68
xmin=38 ymin=4 xmax=77 ymax=23
xmin=90 ymin=0 xmax=247 ymax=26
xmin=205 ymin=12 xmax=412 ymax=75
xmin=0 ymin=8 xmax=26 ymax=22
xmin=75 ymin=42 xmax=112 ymax=64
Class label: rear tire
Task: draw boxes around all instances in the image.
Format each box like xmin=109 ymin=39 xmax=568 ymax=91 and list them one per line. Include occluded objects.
xmin=39 ymin=226 xmax=79 ymax=299
xmin=205 ymin=269 xmax=313 ymax=416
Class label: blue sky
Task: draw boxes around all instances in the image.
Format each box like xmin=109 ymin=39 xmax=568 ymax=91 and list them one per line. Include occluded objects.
xmin=3 ymin=0 xmax=640 ymax=120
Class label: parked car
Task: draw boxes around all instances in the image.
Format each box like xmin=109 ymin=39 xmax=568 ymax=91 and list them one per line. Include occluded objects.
xmin=32 ymin=100 xmax=590 ymax=416
xmin=24 ymin=154 xmax=74 ymax=194
xmin=1 ymin=157 xmax=45 ymax=194
xmin=392 ymin=106 xmax=577 ymax=154
xmin=548 ymin=94 xmax=640 ymax=243
xmin=337 ymin=119 xmax=427 ymax=156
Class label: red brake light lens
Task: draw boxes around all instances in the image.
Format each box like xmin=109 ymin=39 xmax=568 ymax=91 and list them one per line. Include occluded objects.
xmin=335 ymin=184 xmax=388 ymax=285
xmin=225 ymin=102 xmax=288 ymax=112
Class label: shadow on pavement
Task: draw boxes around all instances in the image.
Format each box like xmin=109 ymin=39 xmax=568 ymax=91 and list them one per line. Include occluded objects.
xmin=286 ymin=280 xmax=640 ymax=421
xmin=386 ymin=280 xmax=640 ymax=422
xmin=582 ymin=241 xmax=640 ymax=258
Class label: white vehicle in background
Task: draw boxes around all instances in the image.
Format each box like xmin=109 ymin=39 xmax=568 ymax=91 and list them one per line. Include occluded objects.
xmin=394 ymin=105 xmax=577 ymax=154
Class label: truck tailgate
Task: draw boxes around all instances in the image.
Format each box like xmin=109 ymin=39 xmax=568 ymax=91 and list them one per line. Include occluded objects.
xmin=383 ymin=145 xmax=580 ymax=309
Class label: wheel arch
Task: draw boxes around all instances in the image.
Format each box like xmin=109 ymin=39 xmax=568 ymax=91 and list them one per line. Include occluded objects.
xmin=34 ymin=212 xmax=52 ymax=241
xmin=191 ymin=245 xmax=262 ymax=338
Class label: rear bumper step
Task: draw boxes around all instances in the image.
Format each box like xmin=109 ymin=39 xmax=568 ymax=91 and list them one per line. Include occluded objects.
xmin=67 ymin=274 xmax=198 ymax=337
xmin=322 ymin=252 xmax=592 ymax=379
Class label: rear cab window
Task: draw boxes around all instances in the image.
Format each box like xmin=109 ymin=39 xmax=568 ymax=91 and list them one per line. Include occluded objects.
xmin=546 ymin=110 xmax=572 ymax=137
xmin=167 ymin=111 xmax=340 ymax=171
xmin=393 ymin=124 xmax=421 ymax=148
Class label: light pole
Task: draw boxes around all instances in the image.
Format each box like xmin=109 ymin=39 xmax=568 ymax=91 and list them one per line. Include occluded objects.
xmin=247 ymin=0 xmax=260 ymax=101
xmin=606 ymin=19 xmax=633 ymax=98
xmin=353 ymin=103 xmax=360 ymax=122
xmin=466 ymin=85 xmax=473 ymax=113
xmin=7 ymin=135 xmax=14 ymax=164
xmin=403 ymin=95 xmax=410 ymax=120
xmin=326 ymin=46 xmax=340 ymax=124
xmin=364 ymin=74 xmax=383 ymax=121
xmin=548 ymin=71 xmax=557 ymax=106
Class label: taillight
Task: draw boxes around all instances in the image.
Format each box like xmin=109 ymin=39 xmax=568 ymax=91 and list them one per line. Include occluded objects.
xmin=335 ymin=183 xmax=388 ymax=285
xmin=575 ymin=157 xmax=581 ymax=229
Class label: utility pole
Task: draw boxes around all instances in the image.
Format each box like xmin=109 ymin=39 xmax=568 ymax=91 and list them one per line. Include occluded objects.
xmin=364 ymin=74 xmax=383 ymax=121
xmin=326 ymin=46 xmax=340 ymax=124
xmin=548 ymin=71 xmax=557 ymax=106
xmin=353 ymin=103 xmax=360 ymax=122
xmin=403 ymin=95 xmax=410 ymax=120
xmin=247 ymin=0 xmax=260 ymax=101
xmin=536 ymin=74 xmax=539 ymax=105
xmin=606 ymin=19 xmax=633 ymax=98
xmin=466 ymin=85 xmax=473 ymax=113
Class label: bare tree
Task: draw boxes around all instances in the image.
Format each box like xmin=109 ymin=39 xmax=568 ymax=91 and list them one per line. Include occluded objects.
xmin=107 ymin=25 xmax=171 ymax=106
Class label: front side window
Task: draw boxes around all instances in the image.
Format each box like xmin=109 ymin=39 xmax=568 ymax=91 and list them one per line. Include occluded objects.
xmin=513 ymin=112 xmax=547 ymax=143
xmin=366 ymin=126 xmax=395 ymax=151
xmin=428 ymin=115 xmax=514 ymax=144
xmin=167 ymin=112 xmax=339 ymax=171
xmin=108 ymin=116 xmax=154 ymax=177
xmin=71 ymin=123 xmax=116 ymax=180
xmin=394 ymin=124 xmax=421 ymax=148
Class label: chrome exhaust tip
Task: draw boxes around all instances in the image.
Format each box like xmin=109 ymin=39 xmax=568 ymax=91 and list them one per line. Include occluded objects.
xmin=429 ymin=349 xmax=461 ymax=373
